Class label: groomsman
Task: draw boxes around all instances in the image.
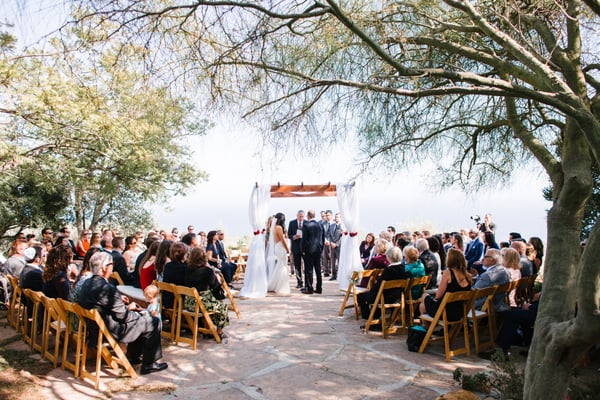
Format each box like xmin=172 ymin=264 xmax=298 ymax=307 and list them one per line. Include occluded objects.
xmin=288 ymin=210 xmax=305 ymax=289
xmin=328 ymin=213 xmax=343 ymax=280
xmin=321 ymin=210 xmax=333 ymax=277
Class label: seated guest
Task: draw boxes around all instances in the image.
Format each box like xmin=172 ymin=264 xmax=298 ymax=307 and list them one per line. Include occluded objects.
xmin=501 ymin=247 xmax=522 ymax=307
xmin=111 ymin=236 xmax=140 ymax=288
xmin=416 ymin=238 xmax=439 ymax=289
xmin=359 ymin=233 xmax=375 ymax=268
xmin=20 ymin=246 xmax=44 ymax=318
xmin=480 ymin=292 xmax=541 ymax=359
xmin=419 ymin=248 xmax=472 ymax=321
xmin=359 ymin=238 xmax=390 ymax=287
xmin=75 ymin=230 xmax=91 ymax=259
xmin=465 ymin=229 xmax=485 ymax=274
xmin=511 ymin=241 xmax=533 ymax=277
xmin=77 ymin=252 xmax=167 ymax=375
xmin=42 ymin=244 xmax=73 ymax=300
xmin=472 ymin=249 xmax=510 ymax=312
xmin=184 ymin=247 xmax=230 ymax=339
xmin=20 ymin=245 xmax=44 ymax=291
xmin=162 ymin=242 xmax=189 ymax=309
xmin=403 ymin=246 xmax=426 ymax=299
xmin=122 ymin=235 xmax=141 ymax=274
xmin=134 ymin=233 xmax=161 ymax=283
xmin=357 ymin=246 xmax=410 ymax=321
xmin=154 ymin=240 xmax=173 ymax=282
xmin=138 ymin=241 xmax=160 ymax=290
xmin=206 ymin=231 xmax=236 ymax=286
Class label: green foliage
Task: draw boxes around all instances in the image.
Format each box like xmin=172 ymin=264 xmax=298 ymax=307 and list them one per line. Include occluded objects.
xmin=453 ymin=351 xmax=524 ymax=398
xmin=0 ymin=24 xmax=209 ymax=235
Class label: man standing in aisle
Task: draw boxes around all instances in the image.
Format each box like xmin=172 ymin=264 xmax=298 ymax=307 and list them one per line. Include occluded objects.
xmin=288 ymin=210 xmax=305 ymax=289
xmin=328 ymin=213 xmax=343 ymax=281
xmin=322 ymin=210 xmax=333 ymax=277
xmin=302 ymin=210 xmax=324 ymax=294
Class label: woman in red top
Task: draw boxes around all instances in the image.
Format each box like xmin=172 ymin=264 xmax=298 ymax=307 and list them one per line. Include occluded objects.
xmin=139 ymin=241 xmax=160 ymax=289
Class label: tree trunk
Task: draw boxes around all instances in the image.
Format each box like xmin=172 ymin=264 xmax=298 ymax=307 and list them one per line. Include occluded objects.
xmin=523 ymin=120 xmax=600 ymax=399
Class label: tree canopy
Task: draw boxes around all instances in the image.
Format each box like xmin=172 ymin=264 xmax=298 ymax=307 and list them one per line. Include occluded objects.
xmin=0 ymin=20 xmax=208 ymax=237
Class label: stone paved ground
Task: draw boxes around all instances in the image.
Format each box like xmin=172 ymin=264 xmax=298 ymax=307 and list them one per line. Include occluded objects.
xmin=2 ymin=275 xmax=506 ymax=400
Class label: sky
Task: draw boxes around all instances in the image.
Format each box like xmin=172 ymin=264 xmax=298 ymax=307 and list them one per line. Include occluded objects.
xmin=4 ymin=0 xmax=552 ymax=245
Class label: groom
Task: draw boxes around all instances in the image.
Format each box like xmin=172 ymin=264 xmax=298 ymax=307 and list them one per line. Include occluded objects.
xmin=301 ymin=209 xmax=324 ymax=294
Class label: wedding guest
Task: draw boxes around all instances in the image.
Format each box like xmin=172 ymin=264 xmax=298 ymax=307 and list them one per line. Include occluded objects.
xmin=359 ymin=233 xmax=375 ymax=268
xmin=184 ymin=247 xmax=230 ymax=339
xmin=42 ymin=244 xmax=73 ymax=300
xmin=419 ymin=248 xmax=472 ymax=321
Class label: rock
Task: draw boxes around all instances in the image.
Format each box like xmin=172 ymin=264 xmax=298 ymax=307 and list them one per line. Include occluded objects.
xmin=435 ymin=389 xmax=481 ymax=400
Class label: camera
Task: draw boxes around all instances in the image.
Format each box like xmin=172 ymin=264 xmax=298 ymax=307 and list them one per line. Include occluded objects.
xmin=470 ymin=215 xmax=481 ymax=223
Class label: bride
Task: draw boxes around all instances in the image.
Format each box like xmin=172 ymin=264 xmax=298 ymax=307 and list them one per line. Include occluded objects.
xmin=266 ymin=212 xmax=291 ymax=294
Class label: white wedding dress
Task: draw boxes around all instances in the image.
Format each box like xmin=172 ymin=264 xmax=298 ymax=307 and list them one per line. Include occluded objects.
xmin=267 ymin=241 xmax=291 ymax=294
xmin=266 ymin=219 xmax=290 ymax=295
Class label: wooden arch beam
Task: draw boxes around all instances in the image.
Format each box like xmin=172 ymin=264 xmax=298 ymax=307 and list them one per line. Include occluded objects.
xmin=269 ymin=182 xmax=337 ymax=198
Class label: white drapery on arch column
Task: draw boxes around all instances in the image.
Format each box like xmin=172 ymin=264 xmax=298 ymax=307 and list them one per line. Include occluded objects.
xmin=336 ymin=182 xmax=362 ymax=290
xmin=240 ymin=184 xmax=270 ymax=298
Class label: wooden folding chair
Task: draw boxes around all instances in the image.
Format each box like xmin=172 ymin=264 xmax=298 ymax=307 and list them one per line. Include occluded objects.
xmin=56 ymin=299 xmax=84 ymax=378
xmin=40 ymin=295 xmax=67 ymax=367
xmin=74 ymin=304 xmax=137 ymax=389
xmin=468 ymin=286 xmax=497 ymax=354
xmin=154 ymin=280 xmax=179 ymax=342
xmin=515 ymin=276 xmax=535 ymax=306
xmin=406 ymin=275 xmax=432 ymax=326
xmin=338 ymin=269 xmax=383 ymax=319
xmin=418 ymin=290 xmax=475 ymax=361
xmin=175 ymin=285 xmax=221 ymax=350
xmin=214 ymin=270 xmax=241 ymax=319
xmin=6 ymin=274 xmax=22 ymax=330
xmin=110 ymin=271 xmax=125 ymax=285
xmin=364 ymin=279 xmax=410 ymax=338
xmin=22 ymin=289 xmax=44 ymax=352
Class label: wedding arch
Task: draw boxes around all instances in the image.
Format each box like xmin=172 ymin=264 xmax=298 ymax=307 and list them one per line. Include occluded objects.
xmin=240 ymin=182 xmax=363 ymax=298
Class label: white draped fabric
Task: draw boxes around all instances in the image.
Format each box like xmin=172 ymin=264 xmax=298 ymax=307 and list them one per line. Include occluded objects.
xmin=336 ymin=182 xmax=362 ymax=290
xmin=240 ymin=184 xmax=270 ymax=298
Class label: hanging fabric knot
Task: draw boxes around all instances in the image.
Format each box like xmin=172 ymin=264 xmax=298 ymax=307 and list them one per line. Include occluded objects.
xmin=349 ymin=232 xmax=358 ymax=237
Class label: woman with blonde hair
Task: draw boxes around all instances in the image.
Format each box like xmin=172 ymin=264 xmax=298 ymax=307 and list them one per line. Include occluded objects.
xmin=419 ymin=248 xmax=472 ymax=321
xmin=359 ymin=238 xmax=390 ymax=287
xmin=501 ymin=247 xmax=522 ymax=307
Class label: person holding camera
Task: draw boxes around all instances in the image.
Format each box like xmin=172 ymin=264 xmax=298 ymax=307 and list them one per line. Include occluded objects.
xmin=476 ymin=213 xmax=496 ymax=233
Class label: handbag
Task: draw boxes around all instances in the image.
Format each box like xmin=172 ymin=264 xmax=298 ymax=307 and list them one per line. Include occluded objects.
xmin=406 ymin=325 xmax=427 ymax=352
xmin=211 ymin=285 xmax=226 ymax=300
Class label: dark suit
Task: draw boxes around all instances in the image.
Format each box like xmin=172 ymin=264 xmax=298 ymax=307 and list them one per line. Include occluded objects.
xmin=78 ymin=275 xmax=162 ymax=365
xmin=302 ymin=219 xmax=324 ymax=292
xmin=288 ymin=219 xmax=303 ymax=287
xmin=111 ymin=250 xmax=140 ymax=288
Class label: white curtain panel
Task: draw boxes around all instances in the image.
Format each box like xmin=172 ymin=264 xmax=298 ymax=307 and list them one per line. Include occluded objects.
xmin=336 ymin=182 xmax=363 ymax=290
xmin=240 ymin=184 xmax=270 ymax=298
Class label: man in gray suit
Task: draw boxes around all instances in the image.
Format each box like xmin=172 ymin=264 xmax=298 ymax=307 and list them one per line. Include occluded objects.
xmin=473 ymin=248 xmax=511 ymax=312
xmin=327 ymin=213 xmax=343 ymax=281
xmin=77 ymin=252 xmax=168 ymax=375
